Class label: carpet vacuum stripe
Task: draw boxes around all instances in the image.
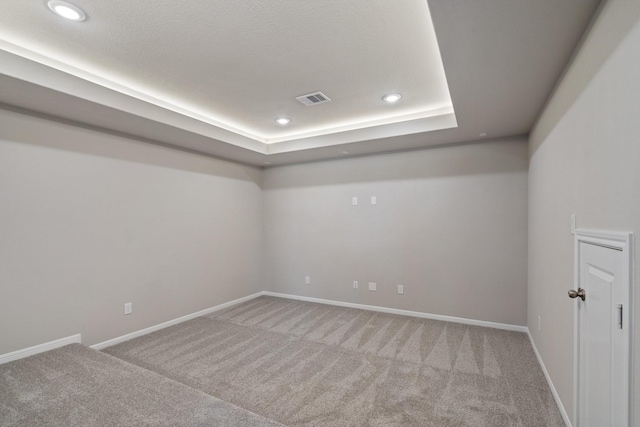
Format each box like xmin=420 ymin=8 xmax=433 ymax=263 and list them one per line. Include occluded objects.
xmin=103 ymin=296 xmax=564 ymax=427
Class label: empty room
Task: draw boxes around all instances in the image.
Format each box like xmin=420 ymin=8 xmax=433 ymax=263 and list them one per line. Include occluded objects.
xmin=0 ymin=0 xmax=638 ymax=426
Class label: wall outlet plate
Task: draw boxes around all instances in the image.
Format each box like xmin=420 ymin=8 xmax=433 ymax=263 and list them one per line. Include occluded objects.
xmin=397 ymin=285 xmax=404 ymax=294
xmin=124 ymin=302 xmax=132 ymax=315
xmin=368 ymin=282 xmax=376 ymax=291
xmin=353 ymin=281 xmax=358 ymax=289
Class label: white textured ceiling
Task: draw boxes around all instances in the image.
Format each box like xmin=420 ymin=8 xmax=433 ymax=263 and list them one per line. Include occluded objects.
xmin=0 ymin=0 xmax=601 ymax=166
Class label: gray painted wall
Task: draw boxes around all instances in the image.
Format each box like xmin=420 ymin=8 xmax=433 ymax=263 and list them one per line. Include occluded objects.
xmin=263 ymin=137 xmax=529 ymax=326
xmin=0 ymin=109 xmax=264 ymax=354
xmin=1 ymin=109 xmax=529 ymax=358
xmin=528 ymin=0 xmax=640 ymax=423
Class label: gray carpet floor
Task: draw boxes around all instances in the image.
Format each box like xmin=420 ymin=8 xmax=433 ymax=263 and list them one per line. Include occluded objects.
xmin=0 ymin=343 xmax=283 ymax=427
xmin=103 ymin=296 xmax=565 ymax=426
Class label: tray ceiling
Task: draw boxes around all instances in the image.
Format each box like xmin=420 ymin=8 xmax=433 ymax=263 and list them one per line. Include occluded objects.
xmin=0 ymin=0 xmax=601 ymax=166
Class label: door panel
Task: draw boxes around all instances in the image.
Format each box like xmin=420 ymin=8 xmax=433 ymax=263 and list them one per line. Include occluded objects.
xmin=576 ymin=240 xmax=630 ymax=427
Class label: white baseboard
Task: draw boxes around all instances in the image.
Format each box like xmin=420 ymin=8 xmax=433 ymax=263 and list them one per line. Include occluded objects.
xmin=262 ymin=291 xmax=528 ymax=332
xmin=0 ymin=334 xmax=82 ymax=365
xmin=91 ymin=292 xmax=263 ymax=350
xmin=527 ymin=330 xmax=571 ymax=427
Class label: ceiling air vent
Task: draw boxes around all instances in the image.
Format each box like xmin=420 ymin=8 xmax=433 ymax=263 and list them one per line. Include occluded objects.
xmin=296 ymin=92 xmax=331 ymax=106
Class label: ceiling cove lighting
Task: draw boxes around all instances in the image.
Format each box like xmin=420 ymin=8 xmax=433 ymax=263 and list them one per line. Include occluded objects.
xmin=47 ymin=1 xmax=86 ymax=21
xmin=275 ymin=117 xmax=291 ymax=125
xmin=382 ymin=93 xmax=402 ymax=103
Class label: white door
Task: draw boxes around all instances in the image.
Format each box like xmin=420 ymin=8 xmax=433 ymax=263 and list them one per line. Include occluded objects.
xmin=573 ymin=231 xmax=633 ymax=427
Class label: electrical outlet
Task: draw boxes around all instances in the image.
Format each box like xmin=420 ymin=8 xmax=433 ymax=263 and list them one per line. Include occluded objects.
xmin=397 ymin=285 xmax=404 ymax=295
xmin=538 ymin=315 xmax=541 ymax=331
xmin=353 ymin=281 xmax=359 ymax=289
xmin=352 ymin=196 xmax=358 ymax=206
xmin=368 ymin=282 xmax=376 ymax=291
xmin=371 ymin=196 xmax=377 ymax=205
xmin=305 ymin=276 xmax=311 ymax=285
xmin=124 ymin=302 xmax=132 ymax=315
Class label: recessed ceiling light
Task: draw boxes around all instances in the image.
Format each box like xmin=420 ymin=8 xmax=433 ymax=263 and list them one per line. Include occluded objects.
xmin=382 ymin=93 xmax=402 ymax=103
xmin=48 ymin=1 xmax=86 ymax=21
xmin=479 ymin=132 xmax=487 ymax=137
xmin=275 ymin=117 xmax=291 ymax=125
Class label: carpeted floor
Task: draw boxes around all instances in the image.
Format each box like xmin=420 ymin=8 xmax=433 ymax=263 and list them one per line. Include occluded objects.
xmin=0 ymin=343 xmax=283 ymax=427
xmin=102 ymin=296 xmax=565 ymax=426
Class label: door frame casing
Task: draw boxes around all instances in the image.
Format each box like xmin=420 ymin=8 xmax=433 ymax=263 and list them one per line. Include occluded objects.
xmin=573 ymin=229 xmax=634 ymax=425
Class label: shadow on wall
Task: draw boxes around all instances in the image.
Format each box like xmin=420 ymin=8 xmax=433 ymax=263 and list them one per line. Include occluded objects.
xmin=263 ymin=136 xmax=528 ymax=189
xmin=530 ymin=0 xmax=640 ymax=155
xmin=0 ymin=106 xmax=262 ymax=185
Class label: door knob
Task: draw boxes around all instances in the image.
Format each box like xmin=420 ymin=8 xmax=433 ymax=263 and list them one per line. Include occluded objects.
xmin=568 ymin=288 xmax=586 ymax=301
